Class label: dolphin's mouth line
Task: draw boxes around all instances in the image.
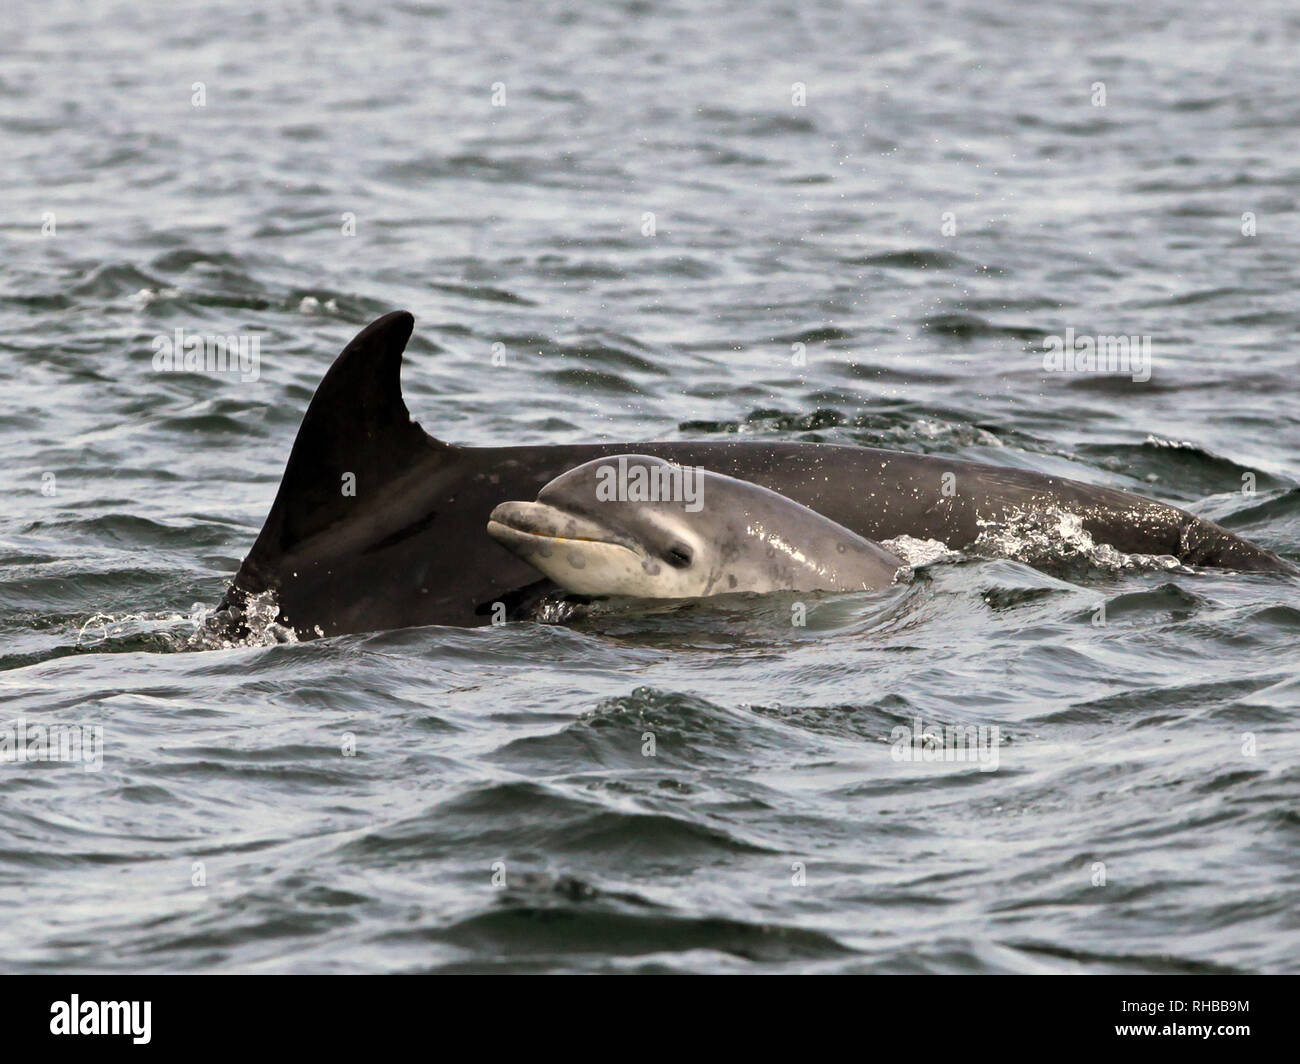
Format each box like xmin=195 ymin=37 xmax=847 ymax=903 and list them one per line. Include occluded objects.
xmin=487 ymin=518 xmax=624 ymax=548
xmin=486 ymin=517 xmax=641 ymax=558
xmin=487 ymin=500 xmax=646 ymax=560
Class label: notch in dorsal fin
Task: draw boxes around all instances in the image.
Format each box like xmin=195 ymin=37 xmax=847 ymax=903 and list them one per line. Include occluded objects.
xmin=234 ymin=310 xmax=449 ymax=592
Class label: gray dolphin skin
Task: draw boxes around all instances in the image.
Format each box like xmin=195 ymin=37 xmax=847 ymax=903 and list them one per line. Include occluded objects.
xmin=216 ymin=311 xmax=1295 ymax=638
xmin=487 ymin=455 xmax=906 ymax=598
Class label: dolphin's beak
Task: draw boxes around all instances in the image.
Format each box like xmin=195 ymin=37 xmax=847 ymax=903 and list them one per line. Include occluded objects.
xmin=487 ymin=501 xmax=637 ymax=554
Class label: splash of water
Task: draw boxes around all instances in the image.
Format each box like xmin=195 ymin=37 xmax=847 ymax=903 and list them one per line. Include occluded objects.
xmin=75 ymin=590 xmax=300 ymax=653
xmin=880 ymin=535 xmax=963 ymax=567
xmin=971 ymin=507 xmax=1186 ymax=572
xmin=188 ymin=590 xmax=301 ymax=649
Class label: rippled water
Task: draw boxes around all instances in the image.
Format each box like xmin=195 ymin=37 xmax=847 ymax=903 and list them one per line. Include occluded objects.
xmin=2 ymin=0 xmax=1298 ymax=973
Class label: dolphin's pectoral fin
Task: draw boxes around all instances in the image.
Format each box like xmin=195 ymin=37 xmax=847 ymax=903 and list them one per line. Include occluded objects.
xmin=224 ymin=311 xmax=453 ymax=613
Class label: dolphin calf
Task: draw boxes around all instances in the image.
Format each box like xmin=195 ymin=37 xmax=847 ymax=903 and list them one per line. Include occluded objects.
xmin=487 ymin=454 xmax=906 ymax=598
xmin=215 ymin=311 xmax=1294 ymax=638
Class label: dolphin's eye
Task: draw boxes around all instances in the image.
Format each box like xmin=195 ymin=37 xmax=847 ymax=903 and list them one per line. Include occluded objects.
xmin=664 ymin=544 xmax=693 ymax=568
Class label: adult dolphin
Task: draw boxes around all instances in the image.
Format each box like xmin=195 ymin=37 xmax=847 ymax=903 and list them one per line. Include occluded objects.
xmin=216 ymin=311 xmax=1294 ymax=638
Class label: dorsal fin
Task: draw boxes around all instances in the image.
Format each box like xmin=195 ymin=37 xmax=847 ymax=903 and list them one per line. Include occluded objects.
xmin=235 ymin=311 xmax=449 ymax=592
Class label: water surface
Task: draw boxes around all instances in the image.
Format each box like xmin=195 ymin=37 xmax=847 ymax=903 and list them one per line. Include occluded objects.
xmin=1 ymin=0 xmax=1298 ymax=973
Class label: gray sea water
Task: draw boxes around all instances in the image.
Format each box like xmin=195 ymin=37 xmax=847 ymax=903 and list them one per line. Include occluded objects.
xmin=2 ymin=0 xmax=1298 ymax=973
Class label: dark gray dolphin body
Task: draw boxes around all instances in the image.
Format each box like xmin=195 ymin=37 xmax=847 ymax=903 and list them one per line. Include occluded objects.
xmin=216 ymin=311 xmax=1295 ymax=638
